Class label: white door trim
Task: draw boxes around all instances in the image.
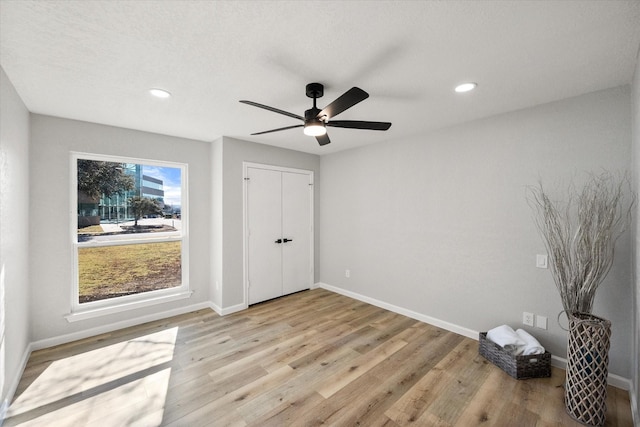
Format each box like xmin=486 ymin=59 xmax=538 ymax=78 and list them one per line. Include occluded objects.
xmin=242 ymin=162 xmax=314 ymax=307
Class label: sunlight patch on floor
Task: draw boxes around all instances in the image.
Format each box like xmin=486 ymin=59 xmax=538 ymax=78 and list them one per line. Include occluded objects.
xmin=6 ymin=328 xmax=177 ymax=426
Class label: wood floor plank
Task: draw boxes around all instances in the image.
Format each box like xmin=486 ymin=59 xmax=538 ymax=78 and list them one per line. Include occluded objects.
xmin=315 ymin=337 xmax=408 ymax=398
xmin=243 ymin=390 xmax=325 ymax=427
xmin=163 ymin=365 xmax=296 ymax=427
xmin=5 ymin=288 xmax=634 ymax=427
xmin=235 ymin=345 xmax=362 ymax=423
xmin=415 ymin=340 xmax=492 ymax=425
xmin=385 ymin=337 xmax=478 ymax=425
xmin=454 ymin=366 xmax=519 ymax=426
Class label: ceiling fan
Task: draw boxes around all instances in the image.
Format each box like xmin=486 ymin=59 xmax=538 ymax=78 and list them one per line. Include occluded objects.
xmin=239 ymin=83 xmax=392 ymax=146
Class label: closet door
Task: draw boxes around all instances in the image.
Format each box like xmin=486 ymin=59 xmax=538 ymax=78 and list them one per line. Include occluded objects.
xmin=282 ymin=171 xmax=312 ymax=295
xmin=245 ymin=164 xmax=313 ymax=306
xmin=247 ymin=167 xmax=283 ymax=305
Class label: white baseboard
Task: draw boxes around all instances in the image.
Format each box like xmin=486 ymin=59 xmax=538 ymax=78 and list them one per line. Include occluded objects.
xmin=210 ymin=301 xmax=247 ymax=316
xmin=31 ymin=301 xmax=212 ymax=351
xmin=209 ymin=301 xmax=222 ymax=315
xmin=317 ymin=282 xmax=633 ymax=390
xmin=317 ymin=282 xmax=477 ymax=340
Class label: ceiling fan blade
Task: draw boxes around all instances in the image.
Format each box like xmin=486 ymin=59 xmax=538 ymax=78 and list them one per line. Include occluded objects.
xmin=327 ymin=120 xmax=392 ymax=131
xmin=316 ymin=133 xmax=331 ymax=146
xmin=251 ymin=124 xmax=304 ymax=135
xmin=239 ymin=100 xmax=304 ymax=121
xmin=318 ymin=87 xmax=369 ymax=120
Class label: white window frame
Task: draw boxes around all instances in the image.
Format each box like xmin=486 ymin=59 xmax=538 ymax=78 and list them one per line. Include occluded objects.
xmin=67 ymin=152 xmax=190 ymax=322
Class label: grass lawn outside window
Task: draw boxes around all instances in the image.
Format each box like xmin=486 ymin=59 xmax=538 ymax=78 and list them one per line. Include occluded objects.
xmin=78 ymin=241 xmax=182 ymax=303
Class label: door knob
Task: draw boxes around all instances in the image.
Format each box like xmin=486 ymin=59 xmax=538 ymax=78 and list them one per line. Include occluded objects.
xmin=283 ymin=238 xmax=293 ymax=243
xmin=275 ymin=239 xmax=282 ymax=244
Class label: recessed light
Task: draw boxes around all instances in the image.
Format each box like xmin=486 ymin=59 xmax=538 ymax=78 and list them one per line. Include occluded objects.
xmin=454 ymin=82 xmax=477 ymax=93
xmin=149 ymin=88 xmax=171 ymax=98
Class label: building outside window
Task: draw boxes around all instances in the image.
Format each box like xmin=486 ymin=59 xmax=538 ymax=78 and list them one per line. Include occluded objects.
xmin=97 ymin=164 xmax=173 ymax=223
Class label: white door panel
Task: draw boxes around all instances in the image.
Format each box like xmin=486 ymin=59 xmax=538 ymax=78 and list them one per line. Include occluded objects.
xmin=247 ymin=167 xmax=282 ymax=305
xmin=282 ymin=172 xmax=311 ymax=295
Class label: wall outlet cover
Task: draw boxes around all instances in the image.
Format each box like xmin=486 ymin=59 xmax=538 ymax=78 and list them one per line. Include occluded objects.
xmin=523 ymin=312 xmax=535 ymax=326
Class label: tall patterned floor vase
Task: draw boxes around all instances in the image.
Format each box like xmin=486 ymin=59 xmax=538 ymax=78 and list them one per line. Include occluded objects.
xmin=564 ymin=313 xmax=612 ymax=426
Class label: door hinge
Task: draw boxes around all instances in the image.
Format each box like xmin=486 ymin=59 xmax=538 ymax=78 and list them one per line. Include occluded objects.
xmin=244 ymin=177 xmax=250 ymax=181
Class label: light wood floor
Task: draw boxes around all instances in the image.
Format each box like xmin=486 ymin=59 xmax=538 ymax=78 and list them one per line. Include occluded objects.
xmin=5 ymin=288 xmax=633 ymax=426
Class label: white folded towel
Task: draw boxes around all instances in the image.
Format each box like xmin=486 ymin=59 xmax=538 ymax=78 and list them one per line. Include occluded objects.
xmin=486 ymin=325 xmax=525 ymax=354
xmin=515 ymin=328 xmax=545 ymax=355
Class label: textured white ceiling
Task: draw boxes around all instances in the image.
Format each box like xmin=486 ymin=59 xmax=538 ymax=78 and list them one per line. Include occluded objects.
xmin=1 ymin=1 xmax=639 ymax=155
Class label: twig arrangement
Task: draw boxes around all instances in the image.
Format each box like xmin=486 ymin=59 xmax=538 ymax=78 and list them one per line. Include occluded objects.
xmin=527 ymin=171 xmax=634 ymax=315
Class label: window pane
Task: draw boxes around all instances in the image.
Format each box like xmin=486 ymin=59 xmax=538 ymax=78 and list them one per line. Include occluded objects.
xmin=78 ymin=241 xmax=182 ymax=303
xmin=77 ymin=160 xmax=182 ymax=237
xmin=75 ymin=156 xmax=186 ymax=308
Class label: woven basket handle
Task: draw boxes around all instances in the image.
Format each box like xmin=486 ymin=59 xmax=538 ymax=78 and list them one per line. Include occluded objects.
xmin=557 ymin=310 xmax=569 ymax=332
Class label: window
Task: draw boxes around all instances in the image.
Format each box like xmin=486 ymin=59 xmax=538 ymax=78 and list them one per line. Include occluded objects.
xmin=70 ymin=153 xmax=189 ymax=320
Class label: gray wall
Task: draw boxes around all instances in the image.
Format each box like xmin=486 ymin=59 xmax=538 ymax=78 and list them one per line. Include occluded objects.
xmin=632 ymin=44 xmax=640 ymax=423
xmin=211 ymin=138 xmax=223 ymax=308
xmin=28 ymin=115 xmax=212 ymax=341
xmin=0 ymin=68 xmax=30 ymax=412
xmin=218 ymin=136 xmax=320 ymax=308
xmin=320 ymin=86 xmax=634 ymax=378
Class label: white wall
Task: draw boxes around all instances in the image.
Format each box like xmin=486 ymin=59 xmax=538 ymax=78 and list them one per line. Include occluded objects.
xmin=0 ymin=68 xmax=30 ymax=413
xmin=28 ymin=115 xmax=212 ymax=342
xmin=320 ymin=86 xmax=634 ymax=378
xmin=218 ymin=137 xmax=320 ymax=309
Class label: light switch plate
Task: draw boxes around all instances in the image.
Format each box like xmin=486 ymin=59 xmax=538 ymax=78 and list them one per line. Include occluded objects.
xmin=536 ymin=254 xmax=548 ymax=269
xmin=536 ymin=315 xmax=548 ymax=330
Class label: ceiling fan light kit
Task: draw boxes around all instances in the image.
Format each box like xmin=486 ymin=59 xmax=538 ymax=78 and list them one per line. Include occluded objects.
xmin=240 ymin=82 xmax=391 ymax=146
xmin=303 ymin=121 xmax=326 ymax=136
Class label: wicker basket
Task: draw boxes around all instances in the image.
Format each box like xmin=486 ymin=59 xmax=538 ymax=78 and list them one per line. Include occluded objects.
xmin=565 ymin=313 xmax=611 ymax=427
xmin=479 ymin=332 xmax=551 ymax=379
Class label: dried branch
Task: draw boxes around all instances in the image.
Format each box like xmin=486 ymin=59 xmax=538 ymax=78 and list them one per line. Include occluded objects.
xmin=527 ymin=171 xmax=635 ymax=315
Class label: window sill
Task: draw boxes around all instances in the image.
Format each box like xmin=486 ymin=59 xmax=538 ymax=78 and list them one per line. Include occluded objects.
xmin=65 ymin=290 xmax=193 ymax=322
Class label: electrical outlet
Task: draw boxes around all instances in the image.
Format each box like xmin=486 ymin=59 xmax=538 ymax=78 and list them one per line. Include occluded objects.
xmin=536 ymin=315 xmax=548 ymax=330
xmin=523 ymin=312 xmax=534 ymax=326
xmin=345 ymin=269 xmax=350 ymax=278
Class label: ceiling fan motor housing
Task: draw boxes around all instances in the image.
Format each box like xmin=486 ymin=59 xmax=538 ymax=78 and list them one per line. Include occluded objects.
xmin=305 ymin=82 xmax=324 ymax=99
